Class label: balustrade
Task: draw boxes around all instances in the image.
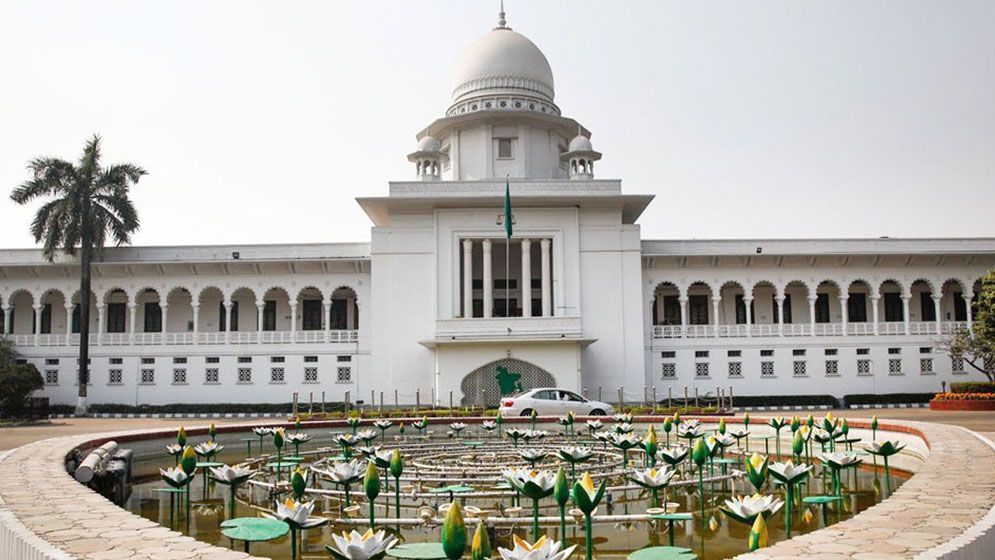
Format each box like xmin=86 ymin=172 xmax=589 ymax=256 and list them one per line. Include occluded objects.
xmin=5 ymin=329 xmax=359 ymax=347
xmin=651 ymin=320 xmax=971 ymax=340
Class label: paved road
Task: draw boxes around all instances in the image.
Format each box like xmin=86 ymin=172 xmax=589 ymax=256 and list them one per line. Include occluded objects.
xmin=2 ymin=408 xmax=994 ymax=451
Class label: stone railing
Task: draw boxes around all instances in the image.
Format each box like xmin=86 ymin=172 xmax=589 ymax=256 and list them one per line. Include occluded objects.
xmin=652 ymin=321 xmax=971 ymax=340
xmin=436 ymin=316 xmax=583 ymax=339
xmin=1 ymin=419 xmax=993 ymax=559
xmin=7 ymin=329 xmax=359 ymax=348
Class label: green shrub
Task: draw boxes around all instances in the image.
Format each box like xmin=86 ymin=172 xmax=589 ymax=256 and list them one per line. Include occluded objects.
xmin=728 ymin=395 xmax=840 ymax=408
xmin=0 ymin=363 xmax=44 ymax=418
xmin=950 ymin=382 xmax=995 ymax=394
xmin=842 ymin=393 xmax=934 ymax=406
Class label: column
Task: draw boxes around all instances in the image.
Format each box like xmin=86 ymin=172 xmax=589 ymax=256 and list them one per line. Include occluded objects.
xmin=933 ymin=295 xmax=942 ymax=335
xmin=32 ymin=304 xmax=41 ymax=346
xmin=257 ymin=302 xmax=265 ymax=332
xmin=521 ymin=238 xmax=532 ymax=318
xmin=540 ymin=238 xmax=551 ymax=317
xmin=192 ymin=304 xmax=200 ymax=344
xmin=482 ymin=239 xmax=493 ymax=318
xmin=744 ymin=297 xmax=753 ymax=337
xmin=870 ymin=296 xmax=880 ymax=335
xmin=323 ymin=300 xmax=331 ymax=336
xmin=776 ymin=295 xmax=785 ymax=336
xmin=346 ymin=298 xmax=356 ymax=329
xmin=64 ymin=304 xmax=73 ymax=337
xmin=462 ymin=239 xmax=474 ymax=318
xmin=679 ymin=296 xmax=689 ymax=335
xmin=808 ymin=297 xmax=817 ymax=337
xmin=97 ymin=304 xmax=106 ymax=343
xmin=902 ymin=295 xmax=911 ymax=335
xmin=839 ymin=296 xmax=849 ymax=336
xmin=712 ymin=296 xmax=721 ymax=327
xmin=2 ymin=305 xmax=10 ymax=334
xmin=223 ymin=301 xmax=232 ymax=343
xmin=128 ymin=304 xmax=137 ymax=341
xmin=290 ymin=303 xmax=298 ymax=333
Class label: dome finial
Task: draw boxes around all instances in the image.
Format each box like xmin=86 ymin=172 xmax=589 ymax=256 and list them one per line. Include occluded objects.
xmin=496 ymin=0 xmax=507 ymax=29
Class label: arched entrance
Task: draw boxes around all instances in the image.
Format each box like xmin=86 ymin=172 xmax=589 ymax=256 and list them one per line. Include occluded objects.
xmin=461 ymin=358 xmax=556 ymax=406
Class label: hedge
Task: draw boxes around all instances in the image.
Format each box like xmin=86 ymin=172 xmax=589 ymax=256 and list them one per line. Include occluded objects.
xmin=727 ymin=394 xmax=840 ymax=408
xmin=842 ymin=393 xmax=934 ymax=406
xmin=950 ymin=382 xmax=995 ymax=394
xmin=50 ymin=402 xmax=346 ymax=415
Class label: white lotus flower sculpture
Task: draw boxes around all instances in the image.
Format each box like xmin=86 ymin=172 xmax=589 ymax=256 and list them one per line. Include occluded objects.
xmin=768 ymin=461 xmax=812 ymax=535
xmin=721 ymin=493 xmax=784 ymax=525
xmin=585 ymin=419 xmax=603 ymax=432
xmin=357 ymin=429 xmax=378 ymax=443
xmin=820 ymin=451 xmax=861 ymax=469
xmin=613 ymin=422 xmax=635 ymax=434
xmin=326 ymin=528 xmax=398 ymax=560
xmin=629 ymin=467 xmax=676 ymax=489
xmin=658 ymin=446 xmax=689 ymax=467
xmin=373 ymin=419 xmax=393 ymax=430
xmin=498 ymin=535 xmax=577 ymax=560
xmin=357 ymin=445 xmax=382 ymax=458
xmin=558 ymin=447 xmax=593 ymax=463
xmin=194 ymin=441 xmax=223 ymax=459
xmin=252 ymin=427 xmax=274 ymax=436
xmin=160 ymin=465 xmax=192 ymax=488
xmin=209 ymin=463 xmax=256 ymax=484
xmin=519 ymin=449 xmax=548 ymax=465
xmin=612 ymin=413 xmax=633 ymax=424
xmin=677 ymin=423 xmax=705 ymax=440
xmin=267 ymin=498 xmax=326 ymax=529
xmin=481 ymin=420 xmax=498 ymax=431
xmin=523 ymin=429 xmax=548 ymax=441
xmin=314 ymin=459 xmax=364 ymax=506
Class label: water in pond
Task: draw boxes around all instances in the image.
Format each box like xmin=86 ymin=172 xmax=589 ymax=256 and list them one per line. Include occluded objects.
xmin=123 ymin=424 xmax=908 ymax=560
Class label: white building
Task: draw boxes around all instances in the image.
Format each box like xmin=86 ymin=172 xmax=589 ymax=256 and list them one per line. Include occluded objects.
xmin=2 ymin=11 xmax=993 ymax=408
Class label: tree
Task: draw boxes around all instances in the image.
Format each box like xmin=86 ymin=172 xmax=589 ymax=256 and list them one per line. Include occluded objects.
xmin=10 ymin=135 xmax=146 ymax=415
xmin=941 ymin=269 xmax=995 ymax=382
xmin=0 ymin=338 xmax=44 ymax=418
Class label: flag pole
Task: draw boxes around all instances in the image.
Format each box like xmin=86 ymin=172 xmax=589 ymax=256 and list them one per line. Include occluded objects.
xmin=503 ymin=176 xmax=513 ymax=318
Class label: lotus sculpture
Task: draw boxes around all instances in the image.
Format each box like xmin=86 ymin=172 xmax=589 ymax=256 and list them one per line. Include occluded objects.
xmin=326 ymin=528 xmax=398 ymax=560
xmin=721 ymin=493 xmax=784 ymax=525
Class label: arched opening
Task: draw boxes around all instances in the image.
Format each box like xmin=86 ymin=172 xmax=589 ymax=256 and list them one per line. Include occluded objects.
xmin=686 ymin=282 xmax=713 ymax=326
xmin=228 ymin=287 xmax=257 ymax=332
xmin=939 ymin=279 xmax=968 ymax=323
xmin=719 ymin=281 xmax=748 ymax=325
xmin=135 ymin=288 xmax=162 ymax=333
xmin=651 ymin=282 xmax=680 ymax=326
xmin=330 ymin=286 xmax=359 ymax=330
xmin=297 ymin=287 xmax=324 ymax=331
xmin=165 ymin=287 xmax=193 ymax=333
xmin=750 ymin=281 xmax=778 ymax=325
xmin=814 ymin=280 xmax=841 ymax=324
xmin=909 ymin=279 xmax=936 ymax=323
xmin=38 ymin=289 xmax=66 ymax=335
xmin=197 ymin=287 xmax=224 ymax=332
xmin=878 ymin=280 xmax=905 ymax=323
xmin=460 ymin=358 xmax=557 ymax=407
xmin=847 ymin=280 xmax=873 ymax=324
xmin=69 ymin=290 xmax=98 ymax=334
xmin=103 ymin=288 xmax=129 ymax=333
xmin=782 ymin=280 xmax=810 ymax=326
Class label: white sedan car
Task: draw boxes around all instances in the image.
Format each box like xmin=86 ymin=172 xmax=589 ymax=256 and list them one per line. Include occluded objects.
xmin=498 ymin=388 xmax=614 ymax=417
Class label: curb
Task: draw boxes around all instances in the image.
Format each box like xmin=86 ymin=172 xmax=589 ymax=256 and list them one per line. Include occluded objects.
xmin=847 ymin=403 xmax=929 ymax=409
xmin=733 ymin=403 xmax=929 ymax=411
xmin=49 ymin=412 xmax=284 ymax=419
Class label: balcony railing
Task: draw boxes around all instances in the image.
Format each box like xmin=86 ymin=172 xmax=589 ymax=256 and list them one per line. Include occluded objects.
xmin=6 ymin=330 xmax=359 ymax=347
xmin=436 ymin=316 xmax=583 ymax=340
xmin=651 ymin=321 xmax=972 ymax=340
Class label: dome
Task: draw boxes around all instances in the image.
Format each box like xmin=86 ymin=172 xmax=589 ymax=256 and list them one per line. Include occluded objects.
xmin=417 ymin=135 xmax=441 ymax=153
xmin=568 ymin=134 xmax=593 ymax=153
xmin=451 ymin=27 xmax=555 ymax=105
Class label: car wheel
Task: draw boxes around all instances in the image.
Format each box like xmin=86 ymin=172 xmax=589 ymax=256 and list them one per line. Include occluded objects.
xmin=520 ymin=408 xmax=535 ymax=417
xmin=589 ymin=408 xmax=605 ymax=416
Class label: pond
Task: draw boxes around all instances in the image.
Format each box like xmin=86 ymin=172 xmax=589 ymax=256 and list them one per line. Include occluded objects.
xmin=122 ymin=421 xmax=909 ymax=560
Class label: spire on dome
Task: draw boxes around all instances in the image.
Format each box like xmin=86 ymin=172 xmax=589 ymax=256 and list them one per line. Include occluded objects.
xmin=496 ymin=0 xmax=508 ymax=29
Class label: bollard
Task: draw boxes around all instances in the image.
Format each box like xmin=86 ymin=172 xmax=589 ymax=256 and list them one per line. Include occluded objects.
xmin=694 ymin=387 xmax=699 ymax=409
xmin=416 ymin=389 xmax=421 ymax=411
xmin=617 ymin=387 xmax=623 ymax=410
xmin=371 ymin=390 xmax=375 ymax=406
xmin=309 ymin=391 xmax=314 ymax=415
xmin=729 ymin=386 xmax=734 ymax=411
xmin=394 ymin=389 xmax=399 ymax=408
xmin=668 ymin=387 xmax=672 ymax=409
xmin=345 ymin=390 xmax=351 ymax=410
xmin=598 ymin=386 xmax=603 ymax=402
xmin=652 ymin=387 xmax=658 ymax=412
xmin=379 ymin=391 xmax=384 ymax=412
xmin=431 ymin=387 xmax=436 ymax=408
xmin=293 ymin=392 xmax=299 ymax=417
xmin=321 ymin=390 xmax=326 ymax=413
xmin=449 ymin=390 xmax=454 ymax=411
xmin=717 ymin=388 xmax=723 ymax=413
xmin=684 ymin=386 xmax=689 ymax=408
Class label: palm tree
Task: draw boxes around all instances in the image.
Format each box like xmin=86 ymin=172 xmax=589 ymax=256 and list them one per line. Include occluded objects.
xmin=10 ymin=135 xmax=146 ymax=415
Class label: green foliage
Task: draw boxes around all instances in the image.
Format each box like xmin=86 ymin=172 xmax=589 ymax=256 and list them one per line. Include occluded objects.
xmin=950 ymin=382 xmax=995 ymax=393
xmin=0 ymin=360 xmax=44 ymax=418
xmin=943 ymin=269 xmax=995 ymax=381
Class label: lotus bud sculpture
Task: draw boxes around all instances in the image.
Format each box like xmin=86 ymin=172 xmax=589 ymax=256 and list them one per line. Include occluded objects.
xmin=718 ymin=418 xmax=727 ymax=435
xmin=209 ymin=422 xmax=218 ymax=442
xmin=661 ymin=418 xmax=673 ymax=447
xmin=471 ymin=520 xmax=491 ymax=560
xmin=748 ymin=513 xmax=769 ymax=551
xmin=744 ymin=452 xmax=769 ymax=492
xmin=363 ymin=460 xmax=381 ymax=528
xmin=441 ymin=499 xmax=467 ymax=560
xmin=643 ymin=426 xmax=659 ymax=467
xmin=691 ymin=438 xmax=709 ymax=519
xmin=554 ymin=467 xmax=570 ymax=537
xmin=179 ymin=446 xmax=197 ymax=529
xmin=389 ymin=450 xmax=404 ymax=519
xmin=871 ymin=415 xmax=879 ymax=440
xmin=572 ymin=472 xmax=606 ymax=560
xmin=177 ymin=426 xmax=187 ymax=448
xmin=291 ymin=466 xmax=307 ymax=501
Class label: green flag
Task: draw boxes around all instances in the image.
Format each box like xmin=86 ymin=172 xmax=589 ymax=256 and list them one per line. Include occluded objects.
xmin=503 ymin=179 xmax=513 ymax=238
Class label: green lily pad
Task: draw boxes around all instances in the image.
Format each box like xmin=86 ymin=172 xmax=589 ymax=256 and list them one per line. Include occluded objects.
xmin=429 ymin=485 xmax=474 ymax=493
xmin=803 ymin=495 xmax=843 ymax=505
xmin=627 ymin=545 xmax=697 ymax=560
xmin=265 ymin=461 xmax=302 ymax=469
xmin=220 ymin=517 xmax=289 ymax=542
xmin=461 ymin=441 xmax=484 ymax=447
xmin=283 ymin=456 xmax=306 ymax=462
xmin=153 ymin=487 xmax=186 ymax=494
xmin=387 ymin=543 xmax=448 ymax=560
xmin=196 ymin=461 xmax=226 ymax=468
xmin=712 ymin=458 xmax=739 ymax=465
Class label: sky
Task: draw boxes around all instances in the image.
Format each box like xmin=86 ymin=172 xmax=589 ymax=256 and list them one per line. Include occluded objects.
xmin=1 ymin=0 xmax=993 ymax=248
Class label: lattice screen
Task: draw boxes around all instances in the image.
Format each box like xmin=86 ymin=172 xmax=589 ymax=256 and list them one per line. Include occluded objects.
xmin=460 ymin=358 xmax=556 ymax=406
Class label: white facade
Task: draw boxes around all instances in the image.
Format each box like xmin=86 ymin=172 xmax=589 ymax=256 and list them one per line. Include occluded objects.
xmin=2 ymin=12 xmax=994 ymax=407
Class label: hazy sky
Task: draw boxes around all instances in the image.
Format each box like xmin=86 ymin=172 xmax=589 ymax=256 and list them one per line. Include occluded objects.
xmin=1 ymin=0 xmax=993 ymax=248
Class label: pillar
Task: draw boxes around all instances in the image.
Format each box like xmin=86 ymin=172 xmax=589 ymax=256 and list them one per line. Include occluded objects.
xmin=712 ymin=296 xmax=721 ymax=326
xmin=483 ymin=239 xmax=493 ymax=318
xmin=808 ymin=297 xmax=817 ymax=337
xmin=902 ymin=295 xmax=911 ymax=335
xmin=933 ymin=295 xmax=942 ymax=335
xmin=540 ymin=238 xmax=551 ymax=317
xmin=32 ymin=304 xmax=41 ymax=345
xmin=223 ymin=301 xmax=232 ymax=343
xmin=462 ymin=239 xmax=474 ymax=318
xmin=2 ymin=305 xmax=10 ymax=334
xmin=679 ymin=296 xmax=689 ymax=333
xmin=97 ymin=304 xmax=106 ymax=338
xmin=744 ymin=297 xmax=753 ymax=337
xmin=192 ymin=304 xmax=200 ymax=343
xmin=257 ymin=302 xmax=265 ymax=332
xmin=290 ymin=302 xmax=298 ymax=333
xmin=776 ymin=295 xmax=785 ymax=336
xmin=839 ymin=296 xmax=849 ymax=336
xmin=521 ymin=238 xmax=532 ymax=318
xmin=128 ymin=304 xmax=137 ymax=335
xmin=346 ymin=298 xmax=356 ymax=329
xmin=64 ymin=304 xmax=74 ymax=337
xmin=323 ymin=300 xmax=331 ymax=333
xmin=965 ymin=292 xmax=974 ymax=325
xmin=871 ymin=296 xmax=880 ymax=335
xmin=161 ymin=304 xmax=169 ymax=334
